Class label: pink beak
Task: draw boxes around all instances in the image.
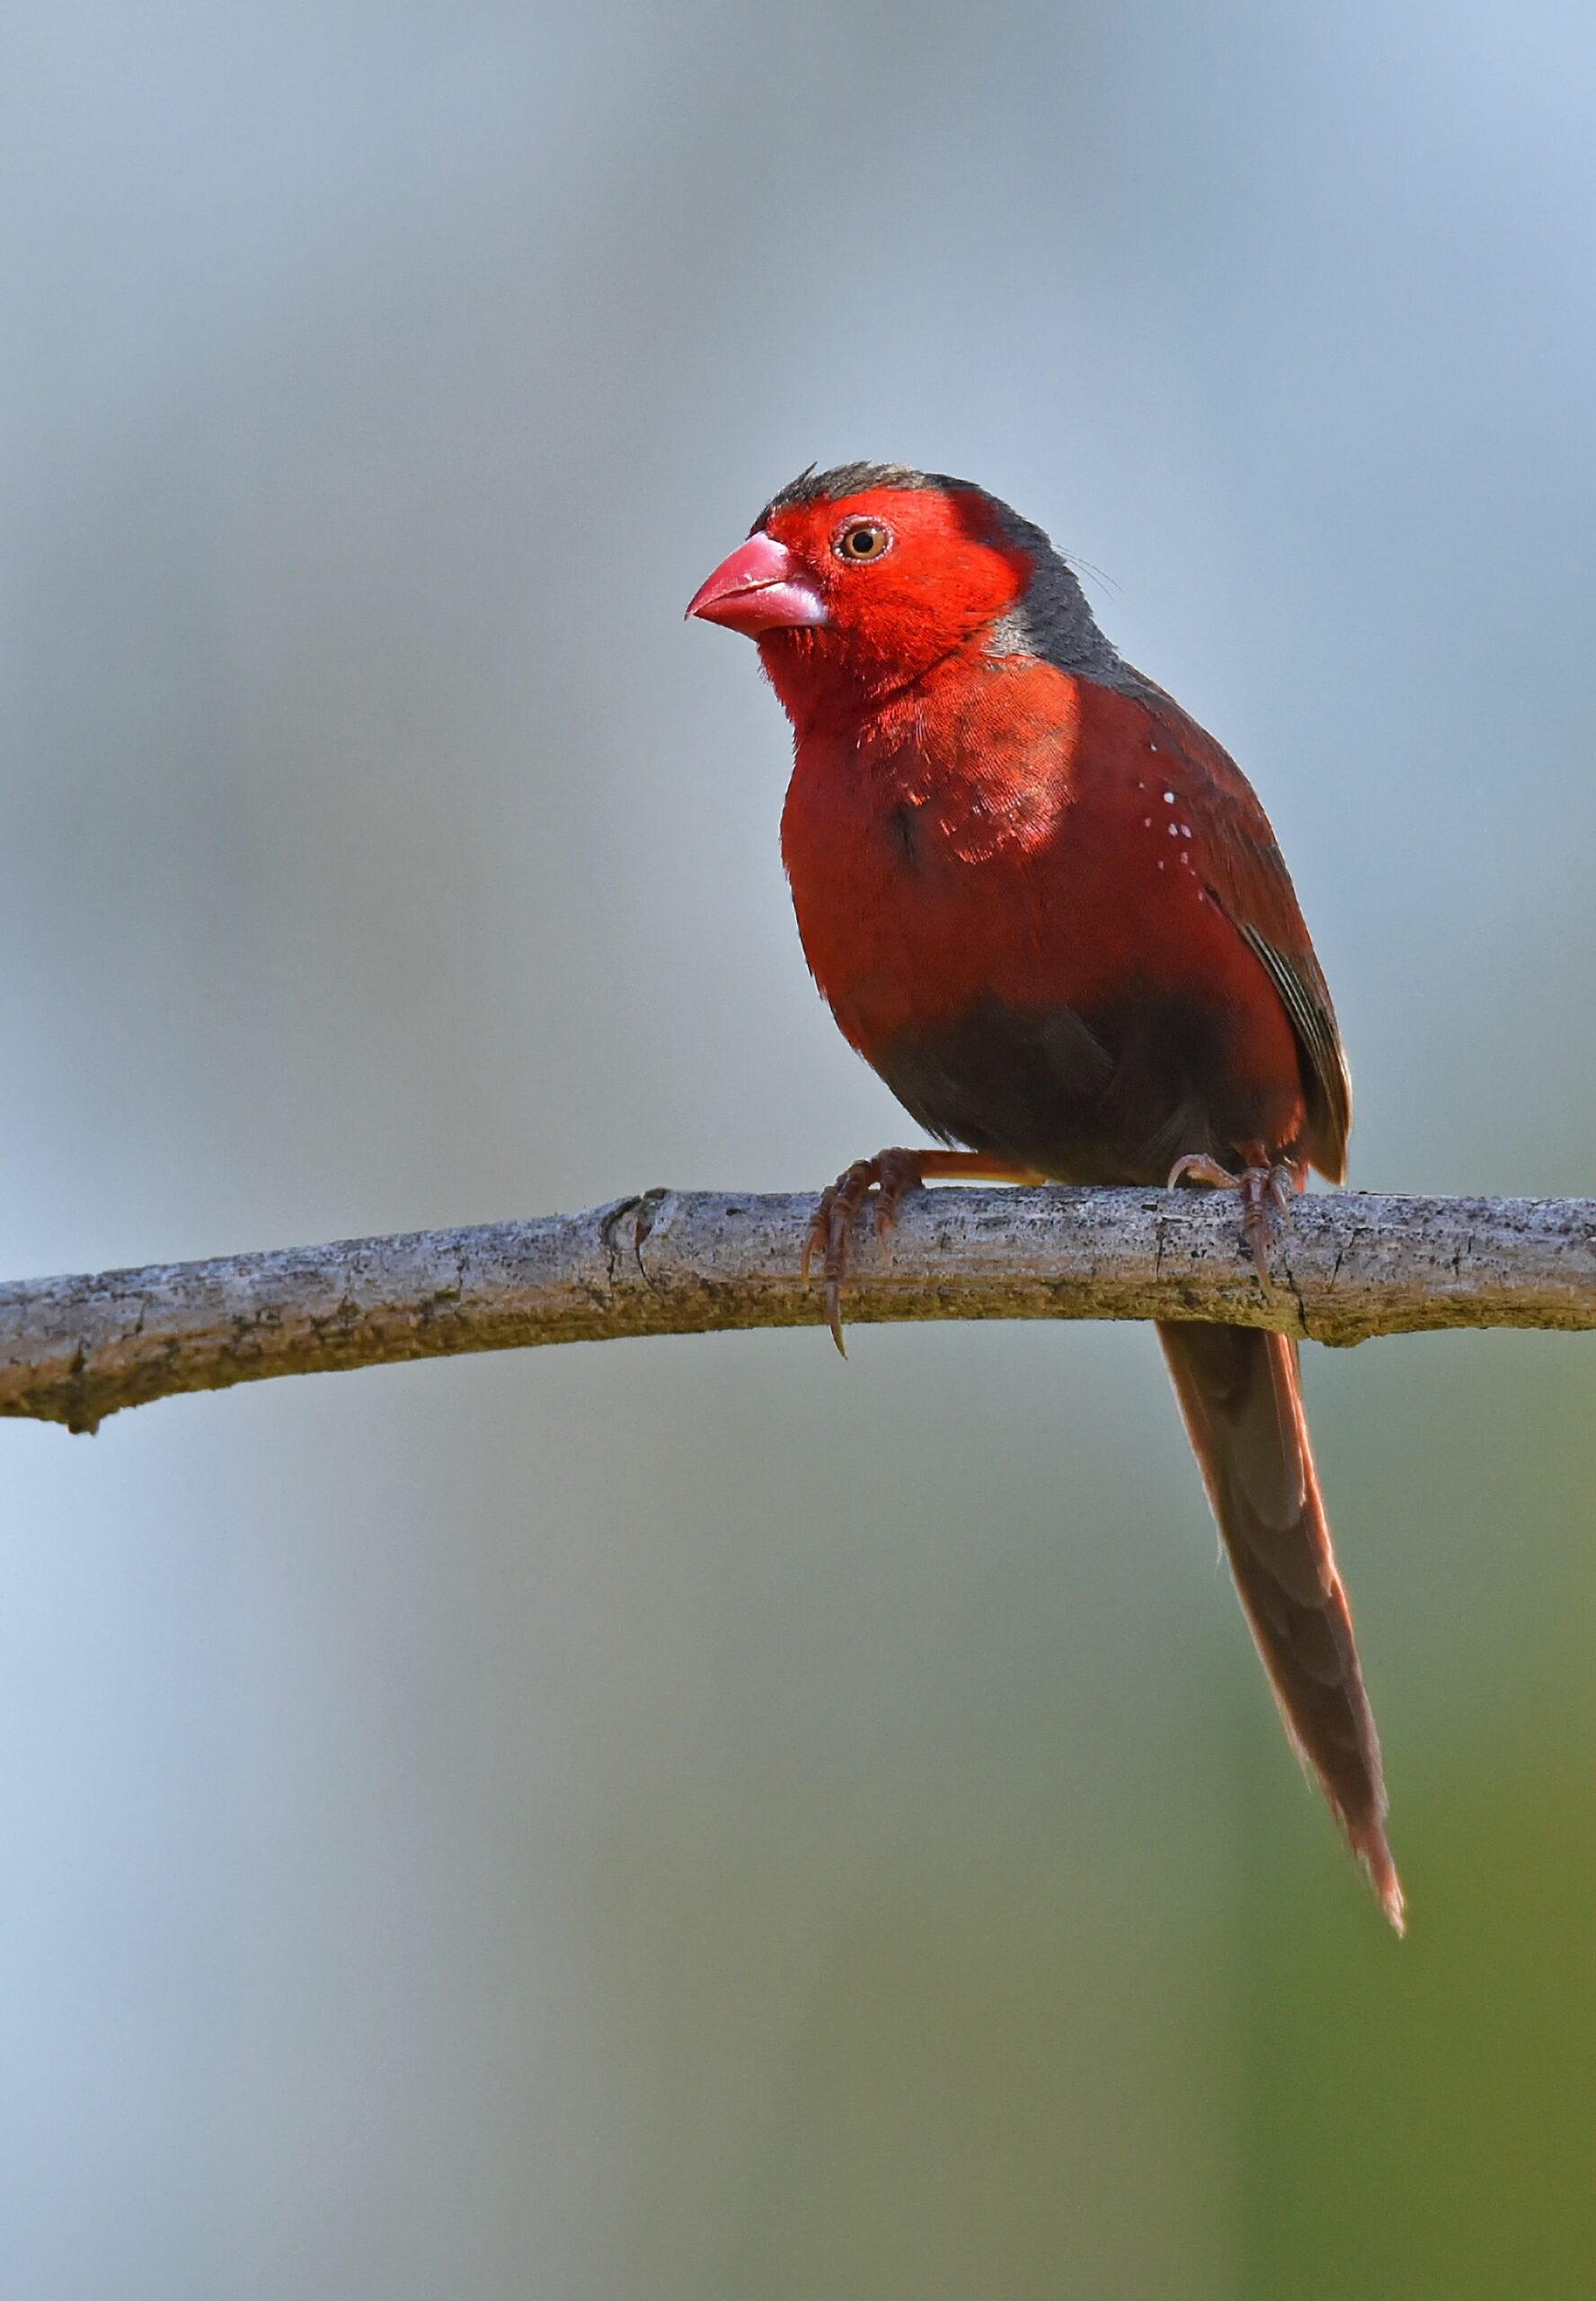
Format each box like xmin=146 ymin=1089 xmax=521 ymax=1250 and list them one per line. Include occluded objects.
xmin=685 ymin=530 xmax=829 ymax=637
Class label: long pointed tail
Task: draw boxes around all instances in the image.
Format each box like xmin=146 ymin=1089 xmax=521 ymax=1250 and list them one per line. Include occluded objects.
xmin=1157 ymin=1321 xmax=1403 ymax=1932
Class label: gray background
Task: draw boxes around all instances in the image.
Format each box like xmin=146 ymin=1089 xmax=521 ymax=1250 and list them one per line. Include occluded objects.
xmin=3 ymin=4 xmax=1593 ymax=2294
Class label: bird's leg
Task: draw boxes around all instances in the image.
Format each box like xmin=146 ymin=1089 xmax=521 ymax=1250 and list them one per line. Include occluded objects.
xmin=802 ymin=1149 xmax=1043 ymax=1356
xmin=1166 ymin=1147 xmax=1303 ymax=1291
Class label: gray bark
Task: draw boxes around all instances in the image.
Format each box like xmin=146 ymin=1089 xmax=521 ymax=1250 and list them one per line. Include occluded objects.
xmin=1 ymin=1186 xmax=1592 ymax=1433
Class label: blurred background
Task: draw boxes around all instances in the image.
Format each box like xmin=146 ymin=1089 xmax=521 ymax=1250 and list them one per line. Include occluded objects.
xmin=3 ymin=2 xmax=1594 ymax=2293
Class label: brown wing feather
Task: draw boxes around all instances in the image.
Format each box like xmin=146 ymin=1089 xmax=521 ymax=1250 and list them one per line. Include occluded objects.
xmin=1233 ymin=922 xmax=1351 ymax=1179
xmin=1141 ymin=689 xmax=1352 ymax=1181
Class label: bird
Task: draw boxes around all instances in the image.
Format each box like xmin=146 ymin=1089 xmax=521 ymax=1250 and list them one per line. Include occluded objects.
xmin=686 ymin=462 xmax=1401 ymax=1931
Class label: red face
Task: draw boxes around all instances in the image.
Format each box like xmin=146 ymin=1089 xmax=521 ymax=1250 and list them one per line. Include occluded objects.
xmin=687 ymin=483 xmax=1034 ymax=709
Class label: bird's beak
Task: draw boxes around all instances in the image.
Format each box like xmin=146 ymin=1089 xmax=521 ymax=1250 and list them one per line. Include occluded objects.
xmin=685 ymin=531 xmax=829 ymax=636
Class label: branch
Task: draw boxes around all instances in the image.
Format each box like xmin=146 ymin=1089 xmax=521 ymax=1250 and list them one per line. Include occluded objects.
xmin=1 ymin=1186 xmax=1592 ymax=1433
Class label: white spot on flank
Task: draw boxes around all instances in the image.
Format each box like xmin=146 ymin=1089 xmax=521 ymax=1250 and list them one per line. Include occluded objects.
xmin=1143 ymin=816 xmax=1152 ymax=828
xmin=1157 ymin=858 xmax=1166 ymax=870
xmin=1167 ymin=822 xmax=1179 ymax=836
xmin=1181 ymin=824 xmax=1193 ymax=838
xmin=1163 ymin=790 xmax=1175 ymax=804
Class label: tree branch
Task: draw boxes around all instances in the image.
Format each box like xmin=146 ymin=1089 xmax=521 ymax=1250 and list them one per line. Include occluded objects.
xmin=1 ymin=1186 xmax=1592 ymax=1433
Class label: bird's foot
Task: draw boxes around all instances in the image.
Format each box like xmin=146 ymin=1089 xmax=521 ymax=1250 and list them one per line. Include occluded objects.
xmin=802 ymin=1149 xmax=931 ymax=1357
xmin=802 ymin=1148 xmax=1043 ymax=1356
xmin=1166 ymin=1151 xmax=1300 ymax=1291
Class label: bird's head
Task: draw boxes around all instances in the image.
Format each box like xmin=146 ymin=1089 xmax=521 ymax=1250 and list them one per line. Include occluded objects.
xmin=687 ymin=463 xmax=1116 ymax=718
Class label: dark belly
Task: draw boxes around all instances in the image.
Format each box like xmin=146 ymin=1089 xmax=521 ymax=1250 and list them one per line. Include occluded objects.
xmin=872 ymin=991 xmax=1298 ymax=1186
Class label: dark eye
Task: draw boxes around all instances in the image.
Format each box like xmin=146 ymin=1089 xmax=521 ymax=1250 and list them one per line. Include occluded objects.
xmin=835 ymin=520 xmax=891 ymax=562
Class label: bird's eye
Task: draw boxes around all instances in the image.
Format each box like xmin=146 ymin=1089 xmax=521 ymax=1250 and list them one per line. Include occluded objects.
xmin=835 ymin=520 xmax=892 ymax=562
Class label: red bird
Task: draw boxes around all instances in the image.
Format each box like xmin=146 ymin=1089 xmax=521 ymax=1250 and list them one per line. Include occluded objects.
xmin=687 ymin=464 xmax=1401 ymax=1930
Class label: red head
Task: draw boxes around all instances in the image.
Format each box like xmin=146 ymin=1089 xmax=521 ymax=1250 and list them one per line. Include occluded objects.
xmin=687 ymin=462 xmax=1122 ymax=722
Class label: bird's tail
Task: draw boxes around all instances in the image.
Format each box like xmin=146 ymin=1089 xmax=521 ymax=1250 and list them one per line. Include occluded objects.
xmin=1157 ymin=1320 xmax=1403 ymax=1932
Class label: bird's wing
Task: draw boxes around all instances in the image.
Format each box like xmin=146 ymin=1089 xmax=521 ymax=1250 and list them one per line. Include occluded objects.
xmin=1146 ymin=688 xmax=1352 ymax=1182
xmin=1230 ymin=918 xmax=1351 ymax=1181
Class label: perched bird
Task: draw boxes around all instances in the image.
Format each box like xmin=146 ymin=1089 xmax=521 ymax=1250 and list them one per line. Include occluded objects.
xmin=687 ymin=464 xmax=1401 ymax=1930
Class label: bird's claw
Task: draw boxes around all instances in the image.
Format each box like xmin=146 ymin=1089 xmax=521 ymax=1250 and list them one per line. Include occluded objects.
xmin=1166 ymin=1151 xmax=1301 ymax=1292
xmin=802 ymin=1150 xmax=927 ymax=1355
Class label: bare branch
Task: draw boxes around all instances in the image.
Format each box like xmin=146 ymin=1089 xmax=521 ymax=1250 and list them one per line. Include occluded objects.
xmin=1 ymin=1186 xmax=1592 ymax=1433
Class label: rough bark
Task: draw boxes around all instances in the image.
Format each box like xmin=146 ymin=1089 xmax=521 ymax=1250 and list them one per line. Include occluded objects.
xmin=1 ymin=1186 xmax=1592 ymax=1433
